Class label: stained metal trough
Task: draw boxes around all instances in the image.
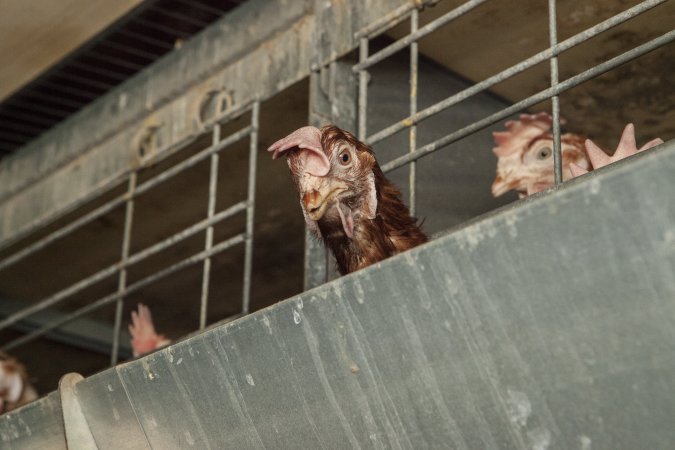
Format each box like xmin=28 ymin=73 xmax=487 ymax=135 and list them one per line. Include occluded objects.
xmin=2 ymin=139 xmax=674 ymax=449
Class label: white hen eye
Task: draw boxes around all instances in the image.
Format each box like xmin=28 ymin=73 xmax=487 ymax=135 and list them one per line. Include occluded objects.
xmin=536 ymin=146 xmax=553 ymax=160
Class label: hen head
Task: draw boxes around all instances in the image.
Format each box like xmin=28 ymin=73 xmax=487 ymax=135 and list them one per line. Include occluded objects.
xmin=492 ymin=112 xmax=590 ymax=197
xmin=0 ymin=351 xmax=28 ymax=413
xmin=268 ymin=125 xmax=378 ymax=239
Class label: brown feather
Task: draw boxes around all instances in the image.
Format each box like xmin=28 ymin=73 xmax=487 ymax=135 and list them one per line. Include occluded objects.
xmin=315 ymin=126 xmax=427 ymax=274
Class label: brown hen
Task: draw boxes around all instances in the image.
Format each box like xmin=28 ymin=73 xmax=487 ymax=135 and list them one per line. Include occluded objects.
xmin=268 ymin=125 xmax=427 ymax=275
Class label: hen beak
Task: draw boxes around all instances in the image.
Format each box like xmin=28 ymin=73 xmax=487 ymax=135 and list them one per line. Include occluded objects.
xmin=492 ymin=175 xmax=515 ymax=197
xmin=301 ymin=182 xmax=347 ymax=221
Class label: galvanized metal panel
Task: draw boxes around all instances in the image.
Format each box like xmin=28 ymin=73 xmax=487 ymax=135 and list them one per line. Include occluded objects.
xmin=0 ymin=391 xmax=65 ymax=449
xmin=4 ymin=140 xmax=675 ymax=448
xmin=74 ymin=368 xmax=150 ymax=450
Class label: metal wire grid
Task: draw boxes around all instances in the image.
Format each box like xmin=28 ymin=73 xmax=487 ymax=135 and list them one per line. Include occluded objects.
xmin=355 ymin=0 xmax=673 ymax=199
xmin=0 ymin=101 xmax=260 ymax=364
xmin=0 ymin=0 xmax=672 ymax=367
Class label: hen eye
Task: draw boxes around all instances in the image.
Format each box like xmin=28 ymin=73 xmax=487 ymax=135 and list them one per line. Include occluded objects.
xmin=339 ymin=151 xmax=351 ymax=166
xmin=537 ymin=146 xmax=552 ymax=160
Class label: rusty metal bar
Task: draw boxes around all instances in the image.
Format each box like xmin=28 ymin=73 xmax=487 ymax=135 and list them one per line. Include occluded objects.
xmin=353 ymin=0 xmax=489 ymax=72
xmin=0 ymin=197 xmax=248 ymax=333
xmin=549 ymin=0 xmax=563 ymax=185
xmin=0 ymin=126 xmax=251 ymax=273
xmin=0 ymin=103 xmax=255 ymax=258
xmin=358 ymin=38 xmax=369 ymax=141
xmin=2 ymin=233 xmax=246 ymax=351
xmin=354 ymin=1 xmax=414 ymax=39
xmin=199 ymin=124 xmax=221 ymax=330
xmin=135 ymin=125 xmax=252 ymax=197
xmin=241 ymin=101 xmax=260 ymax=315
xmin=365 ymin=0 xmax=667 ymax=146
xmin=380 ymin=29 xmax=675 ymax=173
xmin=110 ymin=173 xmax=136 ymax=365
xmin=409 ymin=8 xmax=419 ymax=216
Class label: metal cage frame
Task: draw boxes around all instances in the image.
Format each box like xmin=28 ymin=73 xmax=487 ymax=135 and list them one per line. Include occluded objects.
xmin=0 ymin=0 xmax=672 ymax=377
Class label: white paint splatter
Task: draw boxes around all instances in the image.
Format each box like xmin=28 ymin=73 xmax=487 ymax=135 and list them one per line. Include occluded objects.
xmin=505 ymin=213 xmax=519 ymax=238
xmin=527 ymin=427 xmax=551 ymax=450
xmin=579 ymin=435 xmax=592 ymax=450
xmin=148 ymin=417 xmax=158 ymax=428
xmin=118 ymin=93 xmax=128 ymax=109
xmin=293 ymin=309 xmax=302 ymax=324
xmin=176 ymin=357 xmax=183 ymax=365
xmin=354 ymin=281 xmax=365 ymax=304
xmin=664 ymin=230 xmax=675 ymax=249
xmin=184 ymin=430 xmax=195 ymax=446
xmin=589 ymin=178 xmax=601 ymax=195
xmin=506 ymin=389 xmax=532 ymax=428
xmin=107 ymin=384 xmax=113 ymax=392
xmin=297 ymin=298 xmax=304 ymax=310
xmin=262 ymin=315 xmax=272 ymax=333
xmin=246 ymin=374 xmax=255 ymax=386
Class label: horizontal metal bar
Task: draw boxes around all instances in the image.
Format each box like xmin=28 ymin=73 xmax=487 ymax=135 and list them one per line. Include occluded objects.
xmin=3 ymin=233 xmax=246 ymax=351
xmin=0 ymin=120 xmax=45 ymax=136
xmin=381 ymin=29 xmax=675 ymax=173
xmin=174 ymin=0 xmax=229 ymax=16
xmin=0 ymin=130 xmax=31 ymax=143
xmin=68 ymin=60 xmax=133 ymax=81
xmin=115 ymin=28 xmax=175 ymax=51
xmin=135 ymin=125 xmax=252 ymax=195
xmin=0 ymin=104 xmax=255 ymax=259
xmin=37 ymin=73 xmax=112 ymax=95
xmin=131 ymin=17 xmax=192 ymax=40
xmin=199 ymin=100 xmax=257 ymax=130
xmin=125 ymin=201 xmax=246 ymax=267
xmin=353 ymin=0 xmax=489 ymax=72
xmin=0 ymin=200 xmax=247 ymax=332
xmin=0 ymin=193 xmax=129 ymax=272
xmin=354 ymin=2 xmax=415 ymax=39
xmin=0 ymin=296 xmax=132 ymax=358
xmin=4 ymin=98 xmax=73 ymax=118
xmin=98 ymin=40 xmax=161 ymax=61
xmin=80 ymin=52 xmax=146 ymax=72
xmin=0 ymin=263 xmax=120 ymax=332
xmin=149 ymin=5 xmax=212 ymax=28
xmin=8 ymin=91 xmax=87 ymax=111
xmin=22 ymin=84 xmax=98 ymax=104
xmin=366 ymin=0 xmax=667 ymax=145
xmin=0 ymin=110 xmax=58 ymax=128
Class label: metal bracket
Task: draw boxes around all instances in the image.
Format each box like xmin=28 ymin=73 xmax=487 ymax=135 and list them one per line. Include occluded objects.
xmin=59 ymin=373 xmax=97 ymax=450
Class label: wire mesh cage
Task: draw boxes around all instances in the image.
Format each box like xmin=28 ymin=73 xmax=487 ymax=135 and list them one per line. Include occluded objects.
xmin=0 ymin=0 xmax=672 ymax=401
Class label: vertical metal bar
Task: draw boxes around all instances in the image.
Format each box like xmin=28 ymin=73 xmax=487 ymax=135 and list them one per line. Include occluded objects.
xmin=548 ymin=0 xmax=563 ymax=185
xmin=358 ymin=37 xmax=369 ymax=141
xmin=199 ymin=124 xmax=221 ymax=330
xmin=241 ymin=102 xmax=259 ymax=315
xmin=111 ymin=173 xmax=136 ymax=365
xmin=409 ymin=8 xmax=419 ymax=216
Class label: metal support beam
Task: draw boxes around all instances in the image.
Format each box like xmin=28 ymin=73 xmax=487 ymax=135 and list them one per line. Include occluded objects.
xmin=306 ymin=60 xmax=357 ymax=289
